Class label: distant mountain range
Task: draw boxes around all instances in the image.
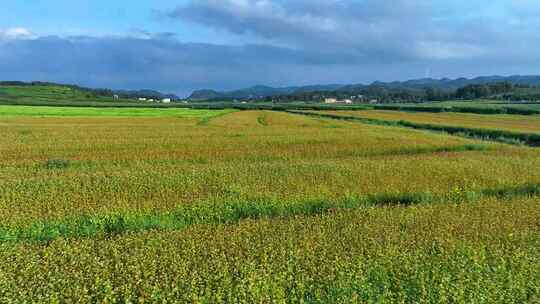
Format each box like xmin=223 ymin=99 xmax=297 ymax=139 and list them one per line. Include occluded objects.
xmin=189 ymin=75 xmax=540 ymax=100
xmin=189 ymin=84 xmax=343 ymax=101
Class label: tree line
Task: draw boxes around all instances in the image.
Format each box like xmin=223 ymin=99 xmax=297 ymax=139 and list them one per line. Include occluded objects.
xmin=257 ymin=82 xmax=538 ymax=103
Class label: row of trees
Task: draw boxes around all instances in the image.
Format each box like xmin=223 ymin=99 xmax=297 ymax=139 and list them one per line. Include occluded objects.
xmin=258 ymin=82 xmax=536 ymax=103
xmin=263 ymin=87 xmax=427 ymax=103
xmin=455 ymin=82 xmax=514 ymax=99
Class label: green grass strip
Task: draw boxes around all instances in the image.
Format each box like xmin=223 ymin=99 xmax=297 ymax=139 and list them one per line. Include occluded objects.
xmin=287 ymin=110 xmax=540 ymax=147
xmin=196 ymin=109 xmax=235 ymax=125
xmin=371 ymin=143 xmax=491 ymax=157
xmin=1 ymin=184 xmax=539 ymax=244
xmin=0 ymin=105 xmax=236 ymax=118
xmin=374 ymin=104 xmax=540 ymax=116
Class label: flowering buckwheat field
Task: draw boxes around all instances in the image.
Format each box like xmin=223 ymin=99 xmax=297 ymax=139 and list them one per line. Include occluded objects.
xmin=0 ymin=107 xmax=538 ymax=302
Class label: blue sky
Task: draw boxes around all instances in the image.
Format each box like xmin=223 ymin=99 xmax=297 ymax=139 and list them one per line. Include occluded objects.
xmin=1 ymin=1 xmax=198 ymax=40
xmin=1 ymin=0 xmax=540 ymax=96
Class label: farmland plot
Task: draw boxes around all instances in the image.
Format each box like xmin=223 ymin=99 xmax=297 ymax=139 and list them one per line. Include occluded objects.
xmin=0 ymin=106 xmax=539 ymax=302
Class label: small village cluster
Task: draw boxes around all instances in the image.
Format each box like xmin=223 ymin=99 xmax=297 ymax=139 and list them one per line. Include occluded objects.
xmin=138 ymin=97 xmax=172 ymax=103
xmin=324 ymin=97 xmax=379 ymax=104
xmin=112 ymin=95 xmax=173 ymax=103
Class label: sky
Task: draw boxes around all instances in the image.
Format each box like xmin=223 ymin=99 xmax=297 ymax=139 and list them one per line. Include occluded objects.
xmin=1 ymin=0 xmax=540 ymax=96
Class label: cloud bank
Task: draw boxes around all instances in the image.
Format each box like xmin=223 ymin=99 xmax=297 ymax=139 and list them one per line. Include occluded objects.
xmin=2 ymin=1 xmax=540 ymax=94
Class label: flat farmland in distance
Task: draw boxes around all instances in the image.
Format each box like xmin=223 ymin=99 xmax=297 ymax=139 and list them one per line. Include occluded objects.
xmin=0 ymin=105 xmax=234 ymax=118
xmin=0 ymin=106 xmax=539 ymax=302
xmin=429 ymin=100 xmax=540 ymax=111
xmin=316 ymin=110 xmax=540 ymax=134
xmin=376 ymin=100 xmax=540 ymax=113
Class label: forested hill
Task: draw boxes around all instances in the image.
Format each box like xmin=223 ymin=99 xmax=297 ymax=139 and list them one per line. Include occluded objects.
xmin=0 ymin=81 xmax=179 ymax=101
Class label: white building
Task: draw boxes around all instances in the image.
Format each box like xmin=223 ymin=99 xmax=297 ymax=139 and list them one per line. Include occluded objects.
xmin=161 ymin=98 xmax=171 ymax=103
xmin=138 ymin=98 xmax=147 ymax=101
xmin=325 ymin=98 xmax=338 ymax=104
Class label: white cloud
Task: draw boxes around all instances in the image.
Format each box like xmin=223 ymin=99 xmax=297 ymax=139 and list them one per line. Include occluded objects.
xmin=0 ymin=27 xmax=35 ymax=40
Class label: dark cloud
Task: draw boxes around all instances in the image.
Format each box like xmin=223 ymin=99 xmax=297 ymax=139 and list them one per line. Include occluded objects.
xmin=170 ymin=0 xmax=540 ymax=62
xmin=170 ymin=1 xmax=451 ymax=60
xmin=0 ymin=34 xmax=390 ymax=95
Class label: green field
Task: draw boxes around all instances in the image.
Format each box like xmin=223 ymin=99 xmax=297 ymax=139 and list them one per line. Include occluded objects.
xmin=0 ymin=105 xmax=234 ymax=118
xmin=0 ymin=105 xmax=539 ymax=302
